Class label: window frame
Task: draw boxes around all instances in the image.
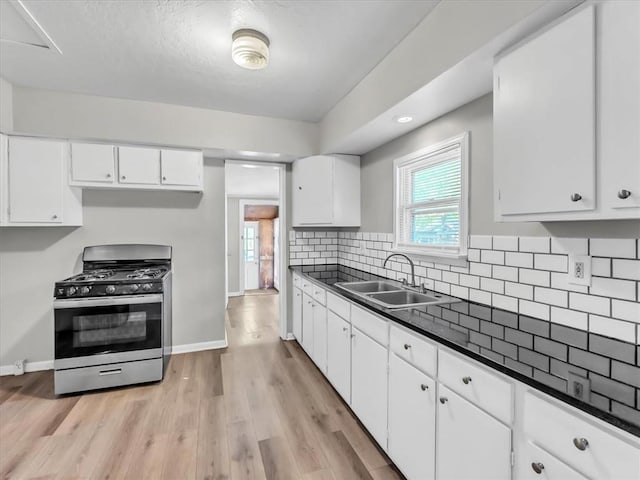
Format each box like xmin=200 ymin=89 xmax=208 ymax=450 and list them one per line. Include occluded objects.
xmin=392 ymin=132 xmax=470 ymax=260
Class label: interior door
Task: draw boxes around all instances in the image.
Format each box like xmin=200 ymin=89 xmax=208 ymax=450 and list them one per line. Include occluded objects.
xmin=243 ymin=221 xmax=260 ymax=290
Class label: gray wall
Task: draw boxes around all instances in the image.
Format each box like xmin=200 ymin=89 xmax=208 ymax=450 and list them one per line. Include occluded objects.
xmin=0 ymin=158 xmax=226 ymax=367
xmin=226 ymin=197 xmax=240 ymax=293
xmin=360 ymin=94 xmax=640 ymax=238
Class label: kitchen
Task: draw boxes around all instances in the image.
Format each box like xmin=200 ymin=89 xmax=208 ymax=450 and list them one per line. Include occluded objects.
xmin=1 ymin=0 xmax=639 ymax=479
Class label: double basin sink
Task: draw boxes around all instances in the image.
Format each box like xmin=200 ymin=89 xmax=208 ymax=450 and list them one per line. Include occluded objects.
xmin=335 ymin=280 xmax=461 ymax=310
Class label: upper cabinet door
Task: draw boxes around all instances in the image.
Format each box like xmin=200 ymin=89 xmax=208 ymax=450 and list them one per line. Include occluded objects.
xmin=599 ymin=0 xmax=640 ymax=211
xmin=8 ymin=137 xmax=64 ymax=223
xmin=494 ymin=6 xmax=595 ymax=216
xmin=118 ymin=146 xmax=160 ymax=185
xmin=160 ymin=149 xmax=203 ymax=187
xmin=70 ymin=143 xmax=115 ymax=184
xmin=292 ymin=155 xmax=333 ymax=225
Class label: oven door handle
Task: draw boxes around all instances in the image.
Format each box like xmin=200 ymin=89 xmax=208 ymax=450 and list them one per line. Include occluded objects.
xmin=54 ymin=294 xmax=163 ymax=309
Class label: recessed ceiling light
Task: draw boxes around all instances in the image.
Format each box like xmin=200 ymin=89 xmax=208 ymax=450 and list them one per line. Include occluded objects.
xmin=232 ymin=29 xmax=270 ymax=70
xmin=395 ymin=115 xmax=413 ymax=124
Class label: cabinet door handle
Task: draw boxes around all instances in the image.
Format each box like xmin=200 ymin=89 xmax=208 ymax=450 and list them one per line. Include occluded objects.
xmin=462 ymin=376 xmax=472 ymax=385
xmin=531 ymin=462 xmax=544 ymax=474
xmin=570 ymin=193 xmax=582 ymax=202
xmin=420 ymin=384 xmax=429 ymax=391
xmin=404 ymin=343 xmax=411 ymax=350
xmin=439 ymin=397 xmax=448 ymax=404
xmin=573 ymin=437 xmax=589 ymax=451
xmin=618 ymin=189 xmax=632 ymax=199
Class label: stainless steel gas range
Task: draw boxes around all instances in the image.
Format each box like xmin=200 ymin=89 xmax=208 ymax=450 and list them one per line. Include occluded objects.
xmin=53 ymin=244 xmax=172 ymax=395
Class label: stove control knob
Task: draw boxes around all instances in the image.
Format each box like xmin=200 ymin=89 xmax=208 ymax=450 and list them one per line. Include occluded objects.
xmin=105 ymin=285 xmax=116 ymax=295
xmin=80 ymin=286 xmax=91 ymax=295
xmin=66 ymin=286 xmax=77 ymax=296
xmin=130 ymin=284 xmax=139 ymax=292
xmin=142 ymin=283 xmax=152 ymax=291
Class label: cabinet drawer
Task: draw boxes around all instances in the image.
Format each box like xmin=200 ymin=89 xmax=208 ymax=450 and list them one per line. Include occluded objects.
xmin=351 ymin=305 xmax=388 ymax=347
xmin=302 ymin=279 xmax=314 ymax=296
xmin=519 ymin=441 xmax=588 ymax=480
xmin=524 ymin=391 xmax=640 ymax=480
xmin=293 ymin=273 xmax=301 ymax=288
xmin=327 ymin=292 xmax=350 ymax=319
xmin=311 ymin=285 xmax=326 ymax=305
xmin=438 ymin=349 xmax=513 ymax=424
xmin=390 ymin=324 xmax=437 ymax=377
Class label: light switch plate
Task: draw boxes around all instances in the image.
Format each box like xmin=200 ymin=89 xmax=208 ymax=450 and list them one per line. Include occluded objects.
xmin=568 ymin=254 xmax=591 ymax=286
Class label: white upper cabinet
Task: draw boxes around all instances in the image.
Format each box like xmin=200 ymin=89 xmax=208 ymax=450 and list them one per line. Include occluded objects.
xmin=160 ymin=149 xmax=203 ymax=186
xmin=494 ymin=5 xmax=596 ymax=218
xmin=1 ymin=136 xmax=82 ymax=226
xmin=70 ymin=142 xmax=116 ymax=184
xmin=598 ymin=0 xmax=640 ymax=211
xmin=292 ymin=154 xmax=360 ymax=227
xmin=118 ymin=146 xmax=161 ymax=185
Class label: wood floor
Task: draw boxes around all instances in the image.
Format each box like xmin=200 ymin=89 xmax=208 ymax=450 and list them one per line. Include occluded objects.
xmin=0 ymin=293 xmax=404 ymax=480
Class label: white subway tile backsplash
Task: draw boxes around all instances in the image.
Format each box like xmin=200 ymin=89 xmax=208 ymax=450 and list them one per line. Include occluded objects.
xmin=481 ymin=250 xmax=505 ymax=265
xmin=550 ymin=306 xmax=588 ymax=330
xmin=467 ymin=249 xmax=481 ymax=262
xmin=612 ymin=259 xmax=640 ymax=281
xmin=569 ymin=292 xmax=611 ymax=316
xmin=519 ymin=268 xmax=551 ymax=287
xmin=534 ymin=254 xmax=568 ymax=273
xmin=469 ymin=235 xmax=492 ymax=249
xmin=590 ymin=238 xmax=636 ymax=259
xmin=460 ymin=274 xmax=480 ymax=289
xmin=505 ymin=281 xmax=534 ymax=300
xmin=492 ymin=235 xmax=519 ymax=251
xmin=450 ymin=284 xmax=469 ymax=299
xmin=592 ymin=257 xmax=611 ymax=277
xmin=589 ymin=314 xmax=636 ymax=343
xmin=435 ymin=281 xmax=451 ymax=294
xmin=492 ymin=265 xmax=518 ymax=282
xmin=470 ymin=262 xmax=492 ymax=278
xmin=492 ymin=293 xmax=518 ymax=312
xmin=551 ymin=237 xmax=589 ymax=255
xmin=590 ymin=277 xmax=636 ymax=301
xmin=550 ymin=272 xmax=589 ymax=293
xmin=534 ymin=287 xmax=568 ymax=308
xmin=469 ymin=289 xmax=492 ymax=305
xmin=611 ymin=299 xmax=640 ymax=323
xmin=505 ymin=252 xmax=534 ymax=268
xmin=519 ymin=236 xmax=551 ymax=253
xmin=519 ymin=300 xmax=550 ymax=320
xmin=427 ymin=268 xmax=442 ymax=281
xmin=481 ymin=277 xmax=505 ymax=294
xmin=442 ymin=271 xmax=459 ymax=285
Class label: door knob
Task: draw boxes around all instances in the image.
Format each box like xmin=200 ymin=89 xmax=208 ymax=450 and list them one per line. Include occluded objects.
xmin=570 ymin=193 xmax=582 ymax=202
xmin=531 ymin=462 xmax=545 ymax=474
xmin=618 ymin=189 xmax=632 ymax=199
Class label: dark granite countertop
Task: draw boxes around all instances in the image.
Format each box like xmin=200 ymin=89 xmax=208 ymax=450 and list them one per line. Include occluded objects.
xmin=290 ymin=264 xmax=640 ymax=438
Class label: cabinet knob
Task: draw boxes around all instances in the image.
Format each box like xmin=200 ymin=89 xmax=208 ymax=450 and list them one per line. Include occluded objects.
xmin=342 ymin=327 xmax=348 ymax=332
xmin=439 ymin=397 xmax=448 ymax=404
xmin=573 ymin=437 xmax=589 ymax=451
xmin=52 ymin=214 xmax=58 ymax=220
xmin=162 ymin=176 xmax=167 ymax=181
xmin=531 ymin=462 xmax=545 ymax=474
xmin=420 ymin=384 xmax=429 ymax=391
xmin=462 ymin=376 xmax=472 ymax=385
xmin=404 ymin=343 xmax=411 ymax=350
xmin=570 ymin=193 xmax=582 ymax=202
xmin=121 ymin=175 xmax=126 ymax=180
xmin=106 ymin=173 xmax=112 ymax=178
xmin=617 ymin=189 xmax=632 ymax=199
xmin=350 ymin=333 xmax=356 ymax=338
xmin=298 ymin=186 xmax=302 ymax=190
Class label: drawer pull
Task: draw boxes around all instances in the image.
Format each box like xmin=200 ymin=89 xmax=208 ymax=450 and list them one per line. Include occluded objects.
xmin=462 ymin=376 xmax=472 ymax=385
xmin=573 ymin=437 xmax=589 ymax=451
xmin=99 ymin=368 xmax=122 ymax=376
xmin=570 ymin=193 xmax=582 ymax=202
xmin=404 ymin=343 xmax=411 ymax=350
xmin=420 ymin=384 xmax=429 ymax=391
xmin=531 ymin=462 xmax=545 ymax=474
xmin=617 ymin=189 xmax=632 ymax=199
xmin=439 ymin=397 xmax=448 ymax=404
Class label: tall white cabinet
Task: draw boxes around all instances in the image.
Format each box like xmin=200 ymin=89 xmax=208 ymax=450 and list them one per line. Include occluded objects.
xmin=292 ymin=154 xmax=360 ymax=227
xmin=494 ymin=1 xmax=640 ymax=221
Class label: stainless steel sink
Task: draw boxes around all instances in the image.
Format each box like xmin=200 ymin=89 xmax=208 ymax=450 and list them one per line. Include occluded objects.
xmin=335 ymin=280 xmax=460 ymax=309
xmin=336 ymin=280 xmax=401 ymax=294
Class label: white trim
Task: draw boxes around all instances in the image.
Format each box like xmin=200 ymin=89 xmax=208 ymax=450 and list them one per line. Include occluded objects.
xmin=0 ymin=359 xmax=53 ymax=376
xmin=171 ymin=337 xmax=228 ymax=354
xmin=393 ymin=132 xmax=470 ymax=260
xmin=227 ymin=291 xmax=242 ymax=297
xmin=285 ymin=333 xmax=296 ymax=341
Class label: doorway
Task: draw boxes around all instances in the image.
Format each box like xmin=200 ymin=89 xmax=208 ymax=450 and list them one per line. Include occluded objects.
xmin=243 ymin=221 xmax=260 ymax=290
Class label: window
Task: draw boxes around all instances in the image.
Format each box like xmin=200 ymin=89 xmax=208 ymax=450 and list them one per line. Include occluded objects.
xmin=393 ymin=132 xmax=469 ymax=259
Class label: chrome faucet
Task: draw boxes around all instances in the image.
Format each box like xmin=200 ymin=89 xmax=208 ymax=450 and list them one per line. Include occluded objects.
xmin=383 ymin=253 xmax=417 ymax=287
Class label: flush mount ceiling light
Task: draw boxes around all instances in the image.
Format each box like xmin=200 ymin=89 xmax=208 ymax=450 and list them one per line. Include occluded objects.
xmin=232 ymin=28 xmax=270 ymax=70
xmin=395 ymin=115 xmax=414 ymax=124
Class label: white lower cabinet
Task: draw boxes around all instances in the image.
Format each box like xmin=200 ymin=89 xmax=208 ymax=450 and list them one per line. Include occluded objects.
xmin=292 ymin=286 xmax=303 ymax=341
xmin=436 ymin=385 xmax=512 ymax=480
xmin=326 ymin=310 xmax=351 ymax=401
xmin=301 ymin=293 xmax=314 ymax=356
xmin=351 ymin=326 xmax=388 ymax=448
xmin=518 ymin=441 xmax=588 ymax=480
xmin=388 ymin=353 xmax=436 ymax=480
xmin=311 ymin=302 xmax=327 ymax=373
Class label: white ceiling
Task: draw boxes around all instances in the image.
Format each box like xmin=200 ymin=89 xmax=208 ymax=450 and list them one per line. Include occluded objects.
xmin=225 ymin=162 xmax=279 ymax=197
xmin=0 ymin=0 xmax=439 ymax=122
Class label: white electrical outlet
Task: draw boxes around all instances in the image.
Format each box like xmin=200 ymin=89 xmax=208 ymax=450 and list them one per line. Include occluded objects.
xmin=568 ymin=254 xmax=591 ymax=286
xmin=13 ymin=359 xmax=25 ymax=376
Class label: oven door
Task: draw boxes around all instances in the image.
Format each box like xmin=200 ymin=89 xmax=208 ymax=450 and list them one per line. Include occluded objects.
xmin=54 ymin=294 xmax=163 ymax=369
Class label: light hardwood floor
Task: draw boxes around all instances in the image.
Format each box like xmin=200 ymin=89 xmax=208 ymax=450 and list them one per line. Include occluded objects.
xmin=0 ymin=293 xmax=404 ymax=480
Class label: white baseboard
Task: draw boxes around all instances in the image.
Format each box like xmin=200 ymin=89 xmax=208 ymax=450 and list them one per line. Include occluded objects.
xmin=285 ymin=333 xmax=295 ymax=341
xmin=227 ymin=291 xmax=242 ymax=297
xmin=0 ymin=359 xmax=54 ymax=376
